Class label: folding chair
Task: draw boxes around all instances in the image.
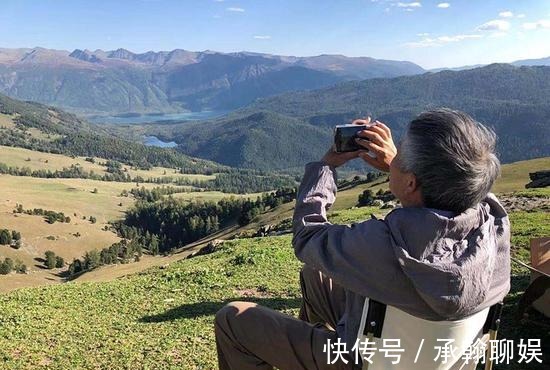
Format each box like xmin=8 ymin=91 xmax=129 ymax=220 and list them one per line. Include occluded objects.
xmin=356 ymin=298 xmax=503 ymax=370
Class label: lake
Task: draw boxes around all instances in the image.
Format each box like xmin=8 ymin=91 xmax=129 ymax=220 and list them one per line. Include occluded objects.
xmin=88 ymin=110 xmax=227 ymax=125
xmin=143 ymin=136 xmax=178 ymax=148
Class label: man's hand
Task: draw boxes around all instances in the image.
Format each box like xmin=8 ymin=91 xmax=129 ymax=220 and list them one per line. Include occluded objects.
xmin=353 ymin=119 xmax=397 ymax=172
xmin=321 ymin=146 xmax=361 ymax=168
xmin=321 ymin=117 xmax=374 ymax=168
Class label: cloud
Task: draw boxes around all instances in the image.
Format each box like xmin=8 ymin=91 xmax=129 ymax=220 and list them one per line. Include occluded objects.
xmin=397 ymin=2 xmax=422 ymax=8
xmin=226 ymin=7 xmax=245 ymax=12
xmin=499 ymin=11 xmax=513 ymax=18
xmin=477 ymin=20 xmax=511 ymax=31
xmin=416 ymin=32 xmax=430 ymax=37
xmin=214 ymin=0 xmax=225 ymax=2
xmin=437 ymin=3 xmax=450 ymax=9
xmin=517 ymin=14 xmax=526 ymax=19
xmin=253 ymin=35 xmax=271 ymax=40
xmin=405 ymin=34 xmax=481 ymax=48
xmin=523 ymin=19 xmax=550 ymax=30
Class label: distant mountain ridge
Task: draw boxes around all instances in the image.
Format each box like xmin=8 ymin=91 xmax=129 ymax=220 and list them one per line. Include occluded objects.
xmin=137 ymin=64 xmax=550 ymax=170
xmin=0 ymin=47 xmax=425 ymax=114
xmin=430 ymin=55 xmax=550 ymax=72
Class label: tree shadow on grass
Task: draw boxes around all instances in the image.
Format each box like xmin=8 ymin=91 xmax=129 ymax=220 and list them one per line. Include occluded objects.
xmin=139 ymin=297 xmax=302 ymax=323
xmin=33 ymin=257 xmax=47 ymax=270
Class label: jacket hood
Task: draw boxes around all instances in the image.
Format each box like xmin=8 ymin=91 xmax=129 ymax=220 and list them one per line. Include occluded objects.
xmin=385 ymin=193 xmax=510 ymax=319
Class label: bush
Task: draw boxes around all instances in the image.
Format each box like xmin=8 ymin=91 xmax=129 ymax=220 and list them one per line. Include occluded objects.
xmin=14 ymin=260 xmax=27 ymax=273
xmin=357 ymin=190 xmax=375 ymax=207
xmin=55 ymin=256 xmax=64 ymax=268
xmin=0 ymin=229 xmax=12 ymax=245
xmin=84 ymin=250 xmax=101 ymax=270
xmin=45 ymin=251 xmax=56 ymax=269
xmin=0 ymin=258 xmax=13 ymax=274
xmin=11 ymin=230 xmax=21 ymax=241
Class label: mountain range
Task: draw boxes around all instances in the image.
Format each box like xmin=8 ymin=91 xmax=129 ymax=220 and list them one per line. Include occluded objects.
xmin=129 ymin=64 xmax=550 ymax=170
xmin=0 ymin=47 xmax=424 ymax=114
xmin=430 ymin=56 xmax=550 ymax=72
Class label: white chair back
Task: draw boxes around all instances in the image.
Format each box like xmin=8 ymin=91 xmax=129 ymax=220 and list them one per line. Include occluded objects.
xmin=357 ymin=298 xmax=490 ymax=370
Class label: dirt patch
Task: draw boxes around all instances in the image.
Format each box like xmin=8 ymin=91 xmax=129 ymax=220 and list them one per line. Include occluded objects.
xmin=234 ymin=287 xmax=272 ymax=298
xmin=500 ymin=195 xmax=550 ymax=212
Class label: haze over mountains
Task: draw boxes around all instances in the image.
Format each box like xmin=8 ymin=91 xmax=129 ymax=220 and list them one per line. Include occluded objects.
xmin=0 ymin=47 xmax=424 ymax=115
xmin=132 ymin=64 xmax=550 ymax=170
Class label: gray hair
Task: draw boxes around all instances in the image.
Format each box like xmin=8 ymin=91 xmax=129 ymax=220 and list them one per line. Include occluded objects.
xmin=398 ymin=108 xmax=500 ymax=213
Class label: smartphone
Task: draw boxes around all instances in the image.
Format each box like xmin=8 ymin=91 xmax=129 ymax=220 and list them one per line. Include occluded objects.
xmin=334 ymin=124 xmax=372 ymax=153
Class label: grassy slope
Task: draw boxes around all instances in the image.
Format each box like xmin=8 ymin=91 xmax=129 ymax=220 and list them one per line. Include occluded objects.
xmin=0 ymin=172 xmax=255 ymax=292
xmin=0 ymin=204 xmax=548 ymax=369
xmin=0 ymin=145 xmax=216 ymax=182
xmin=0 ymin=158 xmax=548 ymax=369
xmin=493 ymin=157 xmax=550 ymax=193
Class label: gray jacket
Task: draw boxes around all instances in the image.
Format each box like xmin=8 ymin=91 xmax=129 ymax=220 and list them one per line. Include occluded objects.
xmin=292 ymin=161 xmax=511 ymax=348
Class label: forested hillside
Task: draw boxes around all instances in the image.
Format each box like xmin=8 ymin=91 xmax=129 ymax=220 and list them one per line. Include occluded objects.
xmin=0 ymin=93 xmax=223 ymax=173
xmin=140 ymin=64 xmax=550 ymax=169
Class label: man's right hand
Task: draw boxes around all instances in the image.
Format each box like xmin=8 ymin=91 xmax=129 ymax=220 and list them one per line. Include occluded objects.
xmin=352 ymin=119 xmax=397 ymax=172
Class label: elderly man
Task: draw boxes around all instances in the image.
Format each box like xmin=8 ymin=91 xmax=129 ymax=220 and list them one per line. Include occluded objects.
xmin=215 ymin=108 xmax=510 ymax=370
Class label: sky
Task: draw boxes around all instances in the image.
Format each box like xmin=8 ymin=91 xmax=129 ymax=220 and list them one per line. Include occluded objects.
xmin=1 ymin=0 xmax=550 ymax=69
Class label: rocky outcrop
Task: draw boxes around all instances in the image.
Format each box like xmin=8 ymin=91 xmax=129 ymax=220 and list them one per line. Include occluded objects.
xmin=526 ymin=171 xmax=550 ymax=188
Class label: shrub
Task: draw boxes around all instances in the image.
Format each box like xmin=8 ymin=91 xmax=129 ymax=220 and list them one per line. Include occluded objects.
xmin=11 ymin=231 xmax=21 ymax=241
xmin=13 ymin=240 xmax=22 ymax=249
xmin=0 ymin=229 xmax=12 ymax=245
xmin=55 ymin=256 xmax=64 ymax=268
xmin=45 ymin=251 xmax=56 ymax=269
xmin=14 ymin=260 xmax=27 ymax=274
xmin=0 ymin=258 xmax=13 ymax=274
xmin=84 ymin=250 xmax=101 ymax=270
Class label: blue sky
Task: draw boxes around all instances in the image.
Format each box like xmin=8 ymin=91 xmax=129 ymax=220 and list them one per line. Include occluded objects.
xmin=1 ymin=0 xmax=549 ymax=69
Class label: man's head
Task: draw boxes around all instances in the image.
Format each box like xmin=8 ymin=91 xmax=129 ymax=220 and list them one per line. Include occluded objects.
xmin=389 ymin=108 xmax=500 ymax=213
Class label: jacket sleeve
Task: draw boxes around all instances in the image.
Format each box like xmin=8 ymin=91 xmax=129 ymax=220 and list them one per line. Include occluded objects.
xmin=291 ymin=161 xmax=426 ymax=311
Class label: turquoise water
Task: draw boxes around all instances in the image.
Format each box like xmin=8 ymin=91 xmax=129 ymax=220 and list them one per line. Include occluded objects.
xmin=143 ymin=136 xmax=178 ymax=148
xmin=88 ymin=110 xmax=227 ymax=124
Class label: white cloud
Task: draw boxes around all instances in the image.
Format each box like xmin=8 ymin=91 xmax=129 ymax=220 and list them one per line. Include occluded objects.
xmin=488 ymin=32 xmax=507 ymax=38
xmin=397 ymin=2 xmax=422 ymax=8
xmin=499 ymin=11 xmax=513 ymax=18
xmin=406 ymin=34 xmax=481 ymax=48
xmin=517 ymin=14 xmax=526 ymax=19
xmin=226 ymin=7 xmax=245 ymax=12
xmin=437 ymin=3 xmax=450 ymax=9
xmin=523 ymin=19 xmax=550 ymax=30
xmin=477 ymin=19 xmax=511 ymax=31
xmin=416 ymin=32 xmax=430 ymax=37
xmin=253 ymin=35 xmax=271 ymax=40
xmin=437 ymin=34 xmax=482 ymax=42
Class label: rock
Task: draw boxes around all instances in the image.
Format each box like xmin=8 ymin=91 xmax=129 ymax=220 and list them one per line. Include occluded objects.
xmin=254 ymin=224 xmax=275 ymax=237
xmin=526 ymin=170 xmax=550 ymax=188
xmin=380 ymin=201 xmax=397 ymax=209
xmin=191 ymin=239 xmax=224 ymax=258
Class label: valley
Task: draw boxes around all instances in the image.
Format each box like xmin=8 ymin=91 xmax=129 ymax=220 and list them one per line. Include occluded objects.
xmin=103 ymin=64 xmax=550 ymax=171
xmin=0 ymin=147 xmax=261 ymax=292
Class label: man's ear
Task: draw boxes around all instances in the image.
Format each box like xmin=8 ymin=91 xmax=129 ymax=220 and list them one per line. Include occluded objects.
xmin=405 ymin=172 xmax=420 ymax=194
